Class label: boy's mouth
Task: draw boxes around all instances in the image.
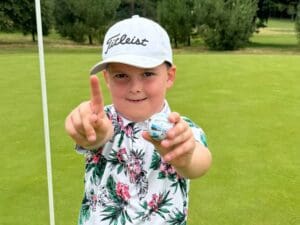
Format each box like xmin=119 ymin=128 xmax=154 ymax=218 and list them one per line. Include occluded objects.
xmin=127 ymin=97 xmax=147 ymax=103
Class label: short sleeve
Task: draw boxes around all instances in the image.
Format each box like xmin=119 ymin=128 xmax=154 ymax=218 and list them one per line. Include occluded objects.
xmin=181 ymin=116 xmax=208 ymax=147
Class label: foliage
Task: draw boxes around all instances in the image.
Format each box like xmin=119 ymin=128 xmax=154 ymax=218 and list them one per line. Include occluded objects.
xmin=54 ymin=0 xmax=120 ymax=44
xmin=157 ymin=0 xmax=195 ymax=47
xmin=0 ymin=2 xmax=14 ymax=32
xmin=1 ymin=0 xmax=299 ymax=48
xmin=116 ymin=0 xmax=158 ymax=21
xmin=269 ymin=0 xmax=298 ymax=19
xmin=195 ymin=0 xmax=258 ymax=50
xmin=0 ymin=0 xmax=52 ymax=41
xmin=296 ymin=3 xmax=300 ymax=44
xmin=256 ymin=0 xmax=271 ymax=27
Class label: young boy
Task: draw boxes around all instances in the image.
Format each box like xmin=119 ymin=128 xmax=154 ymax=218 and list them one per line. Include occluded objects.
xmin=65 ymin=15 xmax=212 ymax=225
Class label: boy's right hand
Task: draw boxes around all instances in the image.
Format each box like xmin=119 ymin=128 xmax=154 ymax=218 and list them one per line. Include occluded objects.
xmin=65 ymin=75 xmax=114 ymax=150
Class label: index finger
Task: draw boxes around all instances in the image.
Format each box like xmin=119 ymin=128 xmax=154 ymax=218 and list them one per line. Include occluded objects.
xmin=90 ymin=75 xmax=104 ymax=114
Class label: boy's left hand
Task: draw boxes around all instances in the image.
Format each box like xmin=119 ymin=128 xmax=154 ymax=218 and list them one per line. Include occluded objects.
xmin=142 ymin=112 xmax=196 ymax=168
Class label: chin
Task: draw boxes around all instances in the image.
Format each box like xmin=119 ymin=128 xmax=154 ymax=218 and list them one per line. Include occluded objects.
xmin=127 ymin=114 xmax=149 ymax=122
xmin=121 ymin=110 xmax=152 ymax=122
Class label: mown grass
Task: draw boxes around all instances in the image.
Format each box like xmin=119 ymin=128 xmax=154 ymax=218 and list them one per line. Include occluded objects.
xmin=0 ymin=19 xmax=299 ymax=225
xmin=249 ymin=18 xmax=299 ymax=52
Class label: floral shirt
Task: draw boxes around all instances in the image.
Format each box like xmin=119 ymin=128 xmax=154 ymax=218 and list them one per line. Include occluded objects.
xmin=76 ymin=101 xmax=207 ymax=225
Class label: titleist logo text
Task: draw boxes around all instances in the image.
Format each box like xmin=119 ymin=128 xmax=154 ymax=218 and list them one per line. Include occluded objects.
xmin=105 ymin=33 xmax=149 ymax=54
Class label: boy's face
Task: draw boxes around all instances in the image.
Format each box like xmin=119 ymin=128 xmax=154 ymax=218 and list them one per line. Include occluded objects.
xmin=103 ymin=63 xmax=176 ymax=122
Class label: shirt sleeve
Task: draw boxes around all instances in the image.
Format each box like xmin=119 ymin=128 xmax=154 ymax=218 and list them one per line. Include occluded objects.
xmin=181 ymin=116 xmax=208 ymax=147
xmin=75 ymin=144 xmax=95 ymax=154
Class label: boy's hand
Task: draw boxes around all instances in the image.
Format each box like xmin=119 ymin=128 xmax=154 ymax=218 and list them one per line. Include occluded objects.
xmin=65 ymin=75 xmax=114 ymax=150
xmin=142 ymin=112 xmax=196 ymax=168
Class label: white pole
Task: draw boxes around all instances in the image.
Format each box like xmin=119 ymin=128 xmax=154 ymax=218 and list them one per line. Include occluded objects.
xmin=34 ymin=1 xmax=55 ymax=225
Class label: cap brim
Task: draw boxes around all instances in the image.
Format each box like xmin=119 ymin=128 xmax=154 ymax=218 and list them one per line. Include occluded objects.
xmin=89 ymin=55 xmax=169 ymax=75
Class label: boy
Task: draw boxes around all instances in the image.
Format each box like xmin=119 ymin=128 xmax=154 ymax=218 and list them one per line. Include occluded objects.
xmin=65 ymin=15 xmax=212 ymax=225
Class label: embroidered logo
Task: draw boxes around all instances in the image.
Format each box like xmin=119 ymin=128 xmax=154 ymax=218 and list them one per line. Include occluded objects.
xmin=104 ymin=33 xmax=149 ymax=54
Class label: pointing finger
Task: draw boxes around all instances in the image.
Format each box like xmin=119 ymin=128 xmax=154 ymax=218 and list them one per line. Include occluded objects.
xmin=90 ymin=75 xmax=104 ymax=115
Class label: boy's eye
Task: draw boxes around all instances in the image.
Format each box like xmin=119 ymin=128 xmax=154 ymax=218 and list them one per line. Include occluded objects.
xmin=113 ymin=73 xmax=128 ymax=79
xmin=143 ymin=72 xmax=155 ymax=77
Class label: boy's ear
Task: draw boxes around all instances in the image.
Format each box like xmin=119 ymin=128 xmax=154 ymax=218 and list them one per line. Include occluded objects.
xmin=167 ymin=65 xmax=176 ymax=88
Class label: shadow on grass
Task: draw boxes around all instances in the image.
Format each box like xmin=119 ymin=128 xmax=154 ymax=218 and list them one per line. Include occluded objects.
xmin=248 ymin=41 xmax=299 ymax=49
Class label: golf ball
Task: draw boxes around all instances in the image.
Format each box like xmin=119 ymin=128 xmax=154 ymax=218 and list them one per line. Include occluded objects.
xmin=148 ymin=113 xmax=174 ymax=141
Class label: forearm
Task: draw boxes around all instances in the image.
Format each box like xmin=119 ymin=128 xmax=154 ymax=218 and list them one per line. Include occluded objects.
xmin=174 ymin=142 xmax=212 ymax=179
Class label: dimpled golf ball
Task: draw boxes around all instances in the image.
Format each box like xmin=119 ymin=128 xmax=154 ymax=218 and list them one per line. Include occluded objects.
xmin=148 ymin=113 xmax=174 ymax=141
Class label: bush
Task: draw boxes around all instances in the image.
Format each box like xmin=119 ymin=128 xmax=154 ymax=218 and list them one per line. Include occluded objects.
xmin=195 ymin=0 xmax=258 ymax=50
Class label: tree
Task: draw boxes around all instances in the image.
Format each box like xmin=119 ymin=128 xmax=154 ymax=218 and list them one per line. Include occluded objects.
xmin=116 ymin=0 xmax=158 ymax=21
xmin=269 ymin=0 xmax=298 ymax=19
xmin=54 ymin=0 xmax=120 ymax=44
xmin=0 ymin=2 xmax=14 ymax=32
xmin=195 ymin=0 xmax=258 ymax=50
xmin=257 ymin=0 xmax=271 ymax=27
xmin=0 ymin=0 xmax=52 ymax=41
xmin=157 ymin=0 xmax=195 ymax=47
xmin=296 ymin=3 xmax=300 ymax=44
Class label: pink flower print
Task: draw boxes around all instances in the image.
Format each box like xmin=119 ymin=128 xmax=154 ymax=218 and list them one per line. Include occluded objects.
xmin=116 ymin=182 xmax=130 ymax=201
xmin=116 ymin=115 xmax=124 ymax=127
xmin=116 ymin=148 xmax=127 ymax=163
xmin=124 ymin=125 xmax=133 ymax=136
xmin=167 ymin=165 xmax=176 ymax=174
xmin=160 ymin=162 xmax=176 ymax=176
xmin=127 ymin=158 xmax=142 ymax=183
xmin=133 ymin=160 xmax=142 ymax=174
xmin=91 ymin=194 xmax=98 ymax=211
xmin=148 ymin=194 xmax=160 ymax=212
xmin=93 ymin=154 xmax=101 ymax=164
xmin=159 ymin=163 xmax=168 ymax=176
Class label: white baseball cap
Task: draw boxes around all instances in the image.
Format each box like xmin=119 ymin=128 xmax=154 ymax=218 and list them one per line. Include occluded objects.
xmin=90 ymin=15 xmax=173 ymax=74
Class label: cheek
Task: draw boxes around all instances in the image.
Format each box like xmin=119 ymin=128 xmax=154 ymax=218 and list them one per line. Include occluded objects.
xmin=110 ymin=85 xmax=126 ymax=97
xmin=148 ymin=80 xmax=168 ymax=93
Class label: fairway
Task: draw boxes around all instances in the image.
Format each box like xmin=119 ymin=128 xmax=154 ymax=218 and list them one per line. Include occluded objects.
xmin=1 ymin=16 xmax=300 ymax=225
xmin=0 ymin=50 xmax=299 ymax=225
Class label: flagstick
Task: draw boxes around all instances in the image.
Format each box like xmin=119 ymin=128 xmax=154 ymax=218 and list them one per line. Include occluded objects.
xmin=34 ymin=1 xmax=55 ymax=225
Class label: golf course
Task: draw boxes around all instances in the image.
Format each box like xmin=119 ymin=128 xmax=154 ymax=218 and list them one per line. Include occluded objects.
xmin=0 ymin=18 xmax=299 ymax=225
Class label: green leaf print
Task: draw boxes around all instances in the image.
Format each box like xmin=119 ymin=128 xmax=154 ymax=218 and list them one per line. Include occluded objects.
xmin=181 ymin=116 xmax=208 ymax=147
xmin=78 ymin=193 xmax=91 ymax=225
xmin=167 ymin=208 xmax=186 ymax=225
xmin=200 ymin=133 xmax=208 ymax=147
xmin=106 ymin=176 xmax=118 ymax=202
xmin=88 ymin=156 xmax=107 ymax=186
xmin=181 ymin=116 xmax=199 ymax=128
xmin=135 ymin=191 xmax=173 ymax=221
xmin=157 ymin=161 xmax=187 ymax=195
xmin=150 ymin=151 xmax=161 ymax=170
xmin=107 ymin=148 xmax=126 ymax=174
xmin=118 ymin=132 xmax=125 ymax=148
xmin=101 ymin=176 xmax=133 ymax=225
xmin=170 ymin=177 xmax=187 ymax=196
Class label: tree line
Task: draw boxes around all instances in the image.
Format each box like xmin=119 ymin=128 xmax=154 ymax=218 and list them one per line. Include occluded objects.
xmin=1 ymin=0 xmax=300 ymax=50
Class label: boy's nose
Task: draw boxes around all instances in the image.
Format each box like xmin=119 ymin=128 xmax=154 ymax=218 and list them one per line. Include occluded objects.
xmin=129 ymin=78 xmax=143 ymax=93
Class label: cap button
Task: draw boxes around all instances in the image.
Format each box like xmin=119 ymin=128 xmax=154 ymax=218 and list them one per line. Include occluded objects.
xmin=132 ymin=15 xmax=140 ymax=19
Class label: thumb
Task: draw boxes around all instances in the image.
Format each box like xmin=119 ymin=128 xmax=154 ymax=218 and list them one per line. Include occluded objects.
xmin=142 ymin=131 xmax=161 ymax=146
